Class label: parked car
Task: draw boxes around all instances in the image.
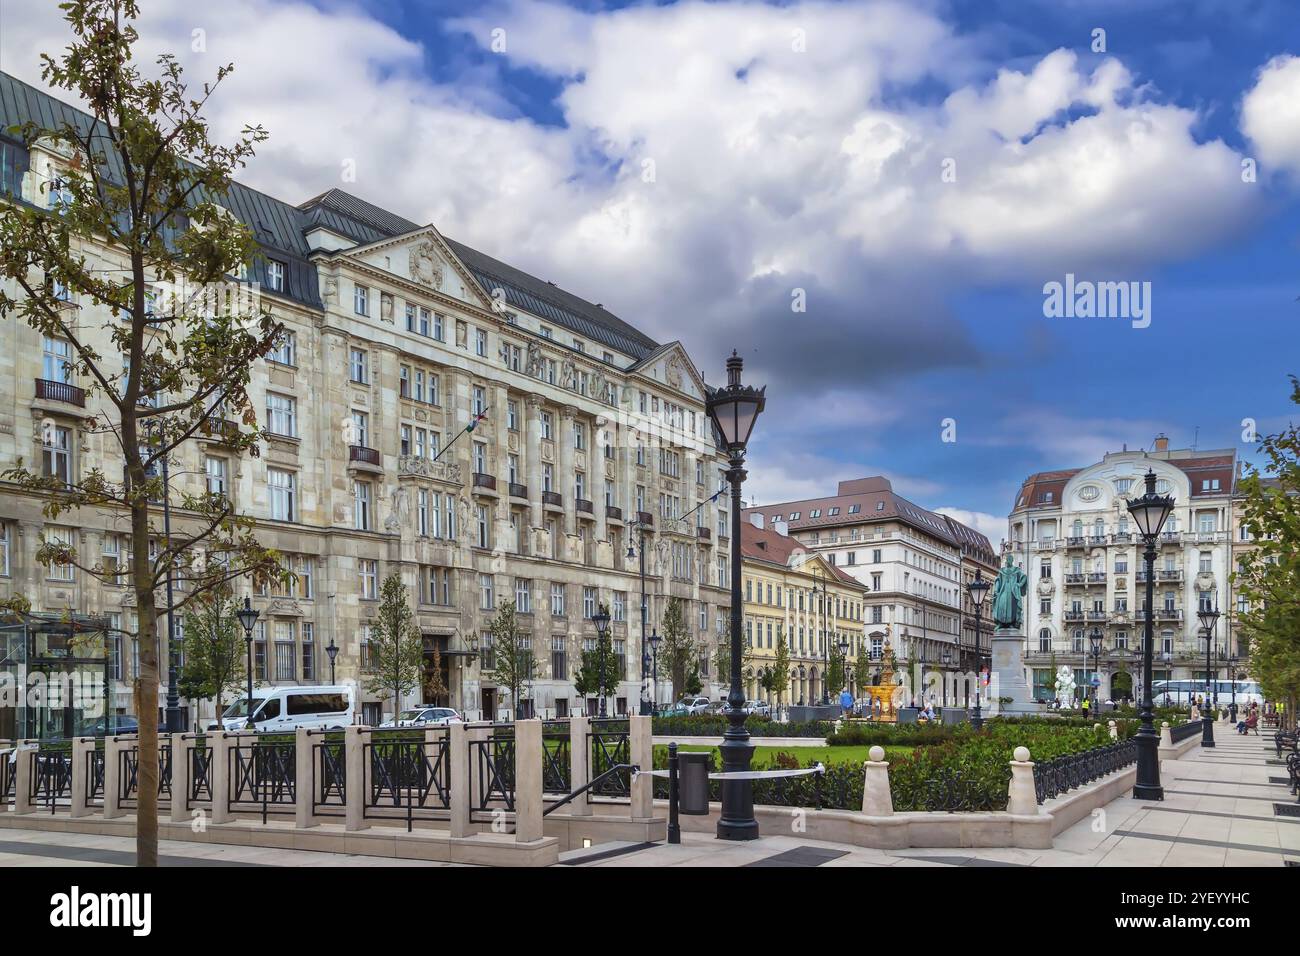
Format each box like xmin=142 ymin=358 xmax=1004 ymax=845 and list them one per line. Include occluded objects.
xmin=745 ymin=700 xmax=771 ymax=718
xmin=78 ymin=714 xmax=138 ymax=736
xmin=209 ymin=685 xmax=356 ymax=732
xmin=676 ymin=697 xmax=711 ymax=715
xmin=657 ymin=704 xmax=691 ymax=718
xmin=380 ymin=706 xmax=464 ymax=728
xmin=708 ymin=700 xmax=730 ymax=715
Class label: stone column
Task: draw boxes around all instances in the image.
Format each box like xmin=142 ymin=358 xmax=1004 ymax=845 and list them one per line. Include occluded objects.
xmin=525 ymin=395 xmax=544 ymax=529
xmin=861 ymin=746 xmax=893 ymax=816
xmin=559 ymin=406 xmax=576 ymax=537
xmin=1006 ymin=746 xmax=1039 ymax=815
xmin=448 ymin=721 xmax=471 ymax=838
xmin=991 ymin=624 xmax=1039 ymax=714
xmin=12 ymin=740 xmax=35 ymax=815
xmin=170 ymin=733 xmax=190 ymax=825
xmin=1159 ymin=721 xmax=1173 ymax=748
xmin=102 ymin=735 xmax=125 ymax=820
xmin=569 ymin=716 xmax=591 ymax=816
xmin=295 ymin=728 xmax=316 ymax=829
xmin=208 ymin=731 xmax=232 ymax=825
xmin=344 ymin=725 xmax=367 ymax=832
xmin=629 ymin=715 xmax=653 ymax=819
xmin=514 ymin=719 xmax=543 ymax=843
xmin=70 ymin=737 xmax=93 ymax=818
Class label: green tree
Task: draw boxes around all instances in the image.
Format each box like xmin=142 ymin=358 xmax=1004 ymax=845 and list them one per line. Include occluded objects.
xmin=0 ymin=0 xmax=283 ymax=865
xmin=659 ymin=596 xmax=697 ymax=701
xmin=713 ymin=640 xmax=730 ymax=686
xmin=855 ymin=644 xmax=873 ymax=693
xmin=683 ymin=666 xmax=703 ymax=697
xmin=1233 ymin=375 xmax=1300 ymax=729
xmin=827 ymin=645 xmax=848 ymax=698
xmin=178 ymin=588 xmax=245 ymax=728
xmin=572 ymin=621 xmax=617 ymax=715
xmin=363 ymin=573 xmax=424 ymax=721
xmin=487 ymin=599 xmax=535 ymax=719
xmin=767 ymin=626 xmax=791 ymax=711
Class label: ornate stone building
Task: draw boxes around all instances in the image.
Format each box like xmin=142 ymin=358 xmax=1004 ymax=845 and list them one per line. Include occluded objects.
xmin=1007 ymin=436 xmax=1238 ymax=703
xmin=0 ymin=71 xmax=731 ymax=726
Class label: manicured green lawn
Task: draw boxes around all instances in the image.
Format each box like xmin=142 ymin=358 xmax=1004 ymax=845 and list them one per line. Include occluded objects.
xmin=653 ymin=743 xmax=914 ymax=766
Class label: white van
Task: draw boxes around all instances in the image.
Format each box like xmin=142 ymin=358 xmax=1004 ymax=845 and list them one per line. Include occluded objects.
xmin=209 ymin=685 xmax=356 ymax=732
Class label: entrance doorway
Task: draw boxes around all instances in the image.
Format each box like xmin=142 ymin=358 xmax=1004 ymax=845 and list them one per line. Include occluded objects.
xmin=1111 ymin=670 xmax=1133 ymax=703
xmin=421 ymin=634 xmax=452 ymax=706
xmin=480 ymin=687 xmax=497 ymax=721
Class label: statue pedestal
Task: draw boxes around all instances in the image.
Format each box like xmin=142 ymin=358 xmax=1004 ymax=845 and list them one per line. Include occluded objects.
xmin=990 ymin=626 xmax=1043 ymax=715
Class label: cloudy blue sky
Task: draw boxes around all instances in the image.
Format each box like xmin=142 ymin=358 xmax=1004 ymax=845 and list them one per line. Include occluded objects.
xmin=3 ymin=0 xmax=1296 ymax=542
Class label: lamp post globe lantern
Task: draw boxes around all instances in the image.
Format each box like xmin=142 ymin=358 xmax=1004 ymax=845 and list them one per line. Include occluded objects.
xmin=648 ymin=628 xmax=662 ymax=714
xmin=1127 ymin=469 xmax=1175 ymax=800
xmin=705 ymin=350 xmax=765 ymax=841
xmin=592 ymin=605 xmax=612 ymax=719
xmin=236 ymin=596 xmax=260 ymax=731
xmin=967 ymin=568 xmax=990 ymax=727
xmin=326 ymin=637 xmax=339 ymax=685
xmin=1197 ymin=603 xmax=1220 ymax=747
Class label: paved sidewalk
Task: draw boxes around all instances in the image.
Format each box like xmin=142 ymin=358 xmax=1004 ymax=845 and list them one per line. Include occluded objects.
xmin=574 ymin=723 xmax=1298 ymax=867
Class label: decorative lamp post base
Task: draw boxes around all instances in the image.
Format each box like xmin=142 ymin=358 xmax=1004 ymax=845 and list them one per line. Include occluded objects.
xmin=1200 ymin=716 xmax=1215 ymax=747
xmin=1133 ymin=730 xmax=1164 ymax=801
xmin=716 ymin=731 xmax=759 ymax=841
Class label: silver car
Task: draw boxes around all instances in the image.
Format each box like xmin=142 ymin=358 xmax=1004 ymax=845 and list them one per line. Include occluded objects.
xmin=676 ymin=697 xmax=712 ymax=715
xmin=380 ymin=706 xmax=464 ymax=727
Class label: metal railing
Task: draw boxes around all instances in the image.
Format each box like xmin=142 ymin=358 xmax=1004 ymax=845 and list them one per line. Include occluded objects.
xmin=363 ymin=730 xmax=451 ymax=830
xmin=84 ymin=746 xmax=105 ymax=807
xmin=228 ymin=736 xmax=296 ymax=823
xmin=119 ymin=741 xmax=172 ymax=809
xmin=349 ymin=444 xmax=381 ymax=466
xmin=471 ymin=728 xmax=516 ymax=822
xmin=35 ymin=377 xmax=86 ymax=406
xmin=312 ymin=732 xmax=347 ymax=818
xmin=472 ymin=472 xmax=497 ymax=491
xmin=1 ymin=749 xmax=13 ymax=807
xmin=508 ymin=481 xmax=528 ymax=499
xmin=186 ymin=736 xmax=213 ymax=809
xmin=588 ymin=721 xmax=631 ymax=802
xmin=31 ymin=748 xmax=73 ymax=813
xmin=542 ymin=729 xmax=572 ymax=797
xmin=1171 ymin=720 xmax=1202 ymax=743
xmin=1033 ymin=738 xmax=1137 ymax=804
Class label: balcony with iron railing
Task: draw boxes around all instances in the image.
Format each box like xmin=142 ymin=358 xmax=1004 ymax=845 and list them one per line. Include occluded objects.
xmin=472 ymin=472 xmax=498 ymax=494
xmin=1158 ymin=569 xmax=1184 ymax=582
xmin=1087 ymin=572 xmax=1106 ymax=583
xmin=605 ymin=505 xmax=623 ymax=522
xmin=542 ymin=490 xmax=563 ymax=509
xmin=697 ymin=526 xmax=712 ymax=541
xmin=1112 ymin=532 xmax=1133 ymax=544
xmin=1160 ymin=532 xmax=1183 ymax=545
xmin=1065 ymin=611 xmax=1085 ymax=622
xmin=576 ymin=498 xmax=594 ymax=516
xmin=507 ymin=481 xmax=528 ymax=500
xmin=1066 ymin=536 xmax=1086 ymax=549
xmin=1086 ymin=611 xmax=1108 ymax=622
xmin=199 ymin=417 xmax=241 ymax=443
xmin=348 ymin=444 xmax=381 ymax=468
xmin=1065 ymin=573 xmax=1086 ymax=585
xmin=35 ymin=378 xmax=86 ymax=407
xmin=1155 ymin=607 xmax=1183 ymax=621
xmin=636 ymin=511 xmax=654 ymax=527
xmin=1088 ymin=535 xmax=1107 ymax=546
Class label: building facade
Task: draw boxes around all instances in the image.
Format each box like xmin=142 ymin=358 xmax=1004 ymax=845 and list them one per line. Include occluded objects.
xmin=740 ymin=514 xmax=868 ymax=707
xmin=1008 ymin=436 xmax=1239 ymax=703
xmin=745 ymin=477 xmax=996 ymax=707
xmin=0 ymin=71 xmax=731 ymax=728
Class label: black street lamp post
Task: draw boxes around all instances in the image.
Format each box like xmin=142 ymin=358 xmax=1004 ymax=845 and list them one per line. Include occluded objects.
xmin=1088 ymin=627 xmax=1104 ymax=709
xmin=649 ymin=629 xmax=662 ymax=714
xmin=326 ymin=637 xmax=338 ymax=684
xmin=706 ymin=351 xmax=765 ymax=841
xmin=236 ymin=596 xmax=260 ymax=731
xmin=1198 ymin=603 xmax=1220 ymax=748
xmin=1126 ymin=469 xmax=1175 ymax=800
xmin=837 ymin=635 xmax=849 ymax=704
xmin=627 ymin=521 xmax=652 ymax=716
xmin=592 ymin=605 xmax=611 ymax=719
xmin=967 ymin=569 xmax=990 ymax=728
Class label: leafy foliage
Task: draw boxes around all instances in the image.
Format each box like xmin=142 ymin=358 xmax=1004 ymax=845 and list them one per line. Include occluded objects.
xmin=486 ymin=599 xmax=535 ymax=718
xmin=363 ymin=573 xmax=424 ymax=718
xmin=178 ymin=588 xmax=245 ymax=726
xmin=658 ymin=596 xmax=697 ymax=698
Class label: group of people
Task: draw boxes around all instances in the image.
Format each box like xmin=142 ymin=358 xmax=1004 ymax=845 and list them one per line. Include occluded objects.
xmin=1234 ymin=700 xmax=1261 ymax=735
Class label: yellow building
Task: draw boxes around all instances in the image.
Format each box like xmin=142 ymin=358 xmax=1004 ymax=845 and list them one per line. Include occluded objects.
xmin=741 ymin=515 xmax=868 ymax=707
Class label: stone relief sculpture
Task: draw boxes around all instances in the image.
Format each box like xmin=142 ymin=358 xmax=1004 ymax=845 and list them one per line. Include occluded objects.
xmin=409 ymin=238 xmax=443 ymax=289
xmin=561 ymin=358 xmax=577 ymax=390
xmin=385 ymin=486 xmax=410 ymax=532
xmin=666 ymin=355 xmax=684 ymax=389
xmin=456 ymin=495 xmax=470 ymax=537
xmin=456 ymin=320 xmax=467 ymax=348
xmin=323 ymin=276 xmax=338 ymax=304
xmin=380 ymin=292 xmax=394 ymax=324
xmin=526 ymin=341 xmax=543 ymax=378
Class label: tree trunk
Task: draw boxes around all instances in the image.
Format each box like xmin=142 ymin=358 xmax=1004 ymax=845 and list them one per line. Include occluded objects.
xmin=131 ymin=490 xmax=159 ymax=866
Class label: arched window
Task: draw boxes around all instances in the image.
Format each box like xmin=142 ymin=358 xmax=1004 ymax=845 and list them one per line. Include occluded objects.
xmin=1038 ymin=628 xmax=1052 ymax=653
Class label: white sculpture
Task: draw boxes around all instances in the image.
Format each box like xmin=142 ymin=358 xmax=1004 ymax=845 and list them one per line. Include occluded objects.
xmin=1054 ymin=665 xmax=1076 ymax=708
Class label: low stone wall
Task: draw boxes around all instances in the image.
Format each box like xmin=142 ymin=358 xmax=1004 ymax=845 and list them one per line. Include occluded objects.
xmin=1158 ymin=720 xmax=1206 ymax=763
xmin=1045 ymin=766 xmax=1138 ymax=835
xmin=651 ymin=735 xmax=827 ymax=748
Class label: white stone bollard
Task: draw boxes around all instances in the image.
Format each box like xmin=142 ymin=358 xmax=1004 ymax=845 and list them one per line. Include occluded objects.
xmin=208 ymin=731 xmax=232 ymax=825
xmin=1007 ymin=746 xmax=1039 ymax=816
xmin=569 ymin=716 xmax=591 ymax=817
xmin=629 ymin=715 xmax=653 ymax=820
xmin=171 ymin=733 xmax=190 ymax=825
xmin=12 ymin=740 xmax=36 ymax=815
xmin=344 ymin=725 xmax=367 ymax=832
xmin=514 ymin=719 xmax=543 ymax=843
xmin=70 ymin=737 xmax=93 ymax=818
xmin=861 ymin=745 xmax=893 ymax=816
xmin=102 ymin=735 xmax=126 ymax=820
xmin=294 ymin=728 xmax=316 ymax=829
xmin=1108 ymin=720 xmax=1118 ymax=740
xmin=448 ymin=721 xmax=471 ymax=838
xmin=1159 ymin=721 xmax=1173 ymax=748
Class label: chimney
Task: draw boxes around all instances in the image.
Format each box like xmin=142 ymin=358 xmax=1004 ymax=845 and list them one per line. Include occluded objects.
xmin=773 ymin=519 xmax=789 ymax=536
xmin=749 ymin=512 xmax=765 ymax=530
xmin=1153 ymin=433 xmax=1169 ymax=452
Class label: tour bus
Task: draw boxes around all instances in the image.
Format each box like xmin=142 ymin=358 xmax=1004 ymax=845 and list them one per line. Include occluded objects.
xmin=1151 ymin=679 xmax=1263 ymax=708
xmin=208 ymin=685 xmax=356 ymax=732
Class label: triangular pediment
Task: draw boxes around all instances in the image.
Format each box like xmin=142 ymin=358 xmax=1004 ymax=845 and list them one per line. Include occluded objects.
xmin=342 ymin=225 xmax=495 ymax=310
xmin=631 ymin=341 xmax=709 ymax=403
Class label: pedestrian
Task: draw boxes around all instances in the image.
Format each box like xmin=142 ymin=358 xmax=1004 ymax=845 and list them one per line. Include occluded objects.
xmin=1081 ymin=696 xmax=1090 ymax=718
xmin=839 ymin=687 xmax=853 ymax=719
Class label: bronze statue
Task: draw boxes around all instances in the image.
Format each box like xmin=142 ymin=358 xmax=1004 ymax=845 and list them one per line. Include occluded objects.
xmin=992 ymin=552 xmax=1028 ymax=629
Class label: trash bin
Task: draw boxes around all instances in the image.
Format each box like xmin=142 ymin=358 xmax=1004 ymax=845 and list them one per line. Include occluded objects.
xmin=678 ymin=751 xmax=710 ymax=815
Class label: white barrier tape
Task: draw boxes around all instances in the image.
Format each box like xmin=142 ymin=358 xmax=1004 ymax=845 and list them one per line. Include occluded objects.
xmin=638 ymin=764 xmax=825 ymax=781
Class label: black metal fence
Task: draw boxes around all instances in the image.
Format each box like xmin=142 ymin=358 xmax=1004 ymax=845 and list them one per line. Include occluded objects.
xmin=228 ymin=736 xmax=295 ymax=823
xmin=1033 ymin=738 xmax=1138 ymax=804
xmin=118 ymin=741 xmax=172 ymax=809
xmin=542 ymin=728 xmax=571 ymax=796
xmin=471 ymin=728 xmax=516 ymax=822
xmin=312 ymin=732 xmax=346 ymax=819
xmin=588 ymin=720 xmax=630 ymax=802
xmin=1170 ymin=720 xmax=1203 ymax=744
xmin=362 ymin=730 xmax=452 ymax=830
xmin=2 ymin=748 xmax=15 ymax=807
xmin=84 ymin=746 xmax=105 ymax=807
xmin=30 ymin=749 xmax=73 ymax=813
xmin=185 ymin=736 xmax=213 ymax=810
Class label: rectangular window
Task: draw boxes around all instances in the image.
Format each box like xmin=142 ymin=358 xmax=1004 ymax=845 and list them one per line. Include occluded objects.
xmin=269 ymin=330 xmax=296 ymax=366
xmin=266 ymin=259 xmax=286 ymax=293
xmin=266 ymin=393 xmax=296 ymax=437
xmin=473 ymin=386 xmax=486 ymax=416
xmin=583 ymin=587 xmax=597 ymax=619
xmin=354 ymin=481 xmax=371 ymax=530
xmin=301 ymin=622 xmax=315 ymax=681
xmin=399 ymin=365 xmax=410 ymax=399
xmin=477 ymin=504 xmax=490 ymax=548
xmin=349 ymin=348 xmax=368 ymax=384
xmin=359 ymin=559 xmax=377 ymax=599
xmin=42 ymin=337 xmax=73 ymax=384
xmin=515 ymin=578 xmax=532 ymax=614
xmin=274 ymin=620 xmax=297 ymax=682
xmin=204 ymin=456 xmax=226 ymax=496
xmin=268 ymin=468 xmax=296 ymax=521
xmin=429 ymin=373 xmax=441 ymax=406
xmin=45 ymin=527 xmax=74 ymax=581
xmin=43 ymin=425 xmax=72 ymax=484
xmin=540 ymin=412 xmax=553 ymax=440
xmin=354 ymin=284 xmax=369 ymax=316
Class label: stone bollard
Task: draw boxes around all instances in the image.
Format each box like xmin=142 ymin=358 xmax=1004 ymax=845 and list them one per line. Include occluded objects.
xmin=12 ymin=739 xmax=36 ymax=815
xmin=448 ymin=721 xmax=470 ymax=838
xmin=343 ymin=725 xmax=367 ymax=832
xmin=102 ymin=735 xmax=126 ymax=820
xmin=1108 ymin=720 xmax=1118 ymax=740
xmin=294 ymin=728 xmax=316 ymax=829
xmin=171 ymin=733 xmax=191 ymax=825
xmin=568 ymin=716 xmax=591 ymax=817
xmin=209 ymin=731 xmax=232 ymax=825
xmin=629 ymin=715 xmax=653 ymax=820
xmin=1159 ymin=721 xmax=1173 ymax=748
xmin=514 ymin=719 xmax=543 ymax=843
xmin=1007 ymin=746 xmax=1038 ymax=815
xmin=861 ymin=745 xmax=893 ymax=816
xmin=71 ymin=737 xmax=94 ymax=818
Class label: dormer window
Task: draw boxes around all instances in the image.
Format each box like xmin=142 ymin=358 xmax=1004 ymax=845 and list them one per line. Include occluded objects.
xmin=266 ymin=259 xmax=286 ymax=292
